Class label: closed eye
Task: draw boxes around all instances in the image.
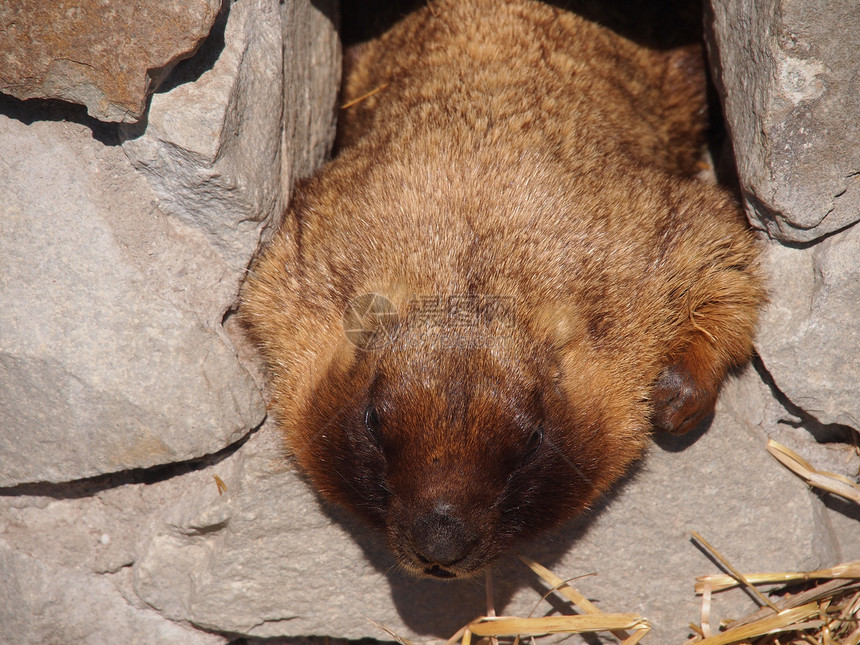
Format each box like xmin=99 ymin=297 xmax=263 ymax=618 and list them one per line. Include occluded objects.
xmin=523 ymin=424 xmax=543 ymax=461
xmin=364 ymin=404 xmax=383 ymax=448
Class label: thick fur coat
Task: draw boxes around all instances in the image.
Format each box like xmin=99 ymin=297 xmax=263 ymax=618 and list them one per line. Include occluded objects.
xmin=241 ymin=0 xmax=765 ymax=578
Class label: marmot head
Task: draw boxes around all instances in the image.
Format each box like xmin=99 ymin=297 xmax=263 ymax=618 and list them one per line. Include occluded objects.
xmin=276 ymin=294 xmax=647 ymax=579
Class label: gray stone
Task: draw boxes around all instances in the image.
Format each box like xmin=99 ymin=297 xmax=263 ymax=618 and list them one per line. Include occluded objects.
xmin=0 ymin=0 xmax=221 ymax=123
xmin=0 ymin=0 xmax=339 ymax=487
xmin=0 ymin=437 xmax=239 ymax=643
xmin=280 ymin=0 xmax=341 ymax=198
xmin=0 ymin=541 xmax=225 ymax=645
xmin=0 ymin=114 xmax=264 ymax=486
xmin=120 ymin=0 xmax=340 ymax=264
xmin=824 ymin=492 xmax=860 ymax=563
xmin=0 ymin=471 xmax=189 ymax=576
xmin=718 ymin=365 xmax=860 ymax=567
xmin=756 ymin=232 xmax=860 ymax=431
xmin=133 ymin=368 xmax=828 ymax=643
xmin=706 ymin=0 xmax=860 ymax=242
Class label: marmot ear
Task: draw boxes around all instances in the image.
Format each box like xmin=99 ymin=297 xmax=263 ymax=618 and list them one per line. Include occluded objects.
xmin=528 ymin=304 xmax=590 ymax=352
xmin=530 ymin=304 xmax=602 ymax=396
xmin=305 ymin=281 xmax=414 ymax=390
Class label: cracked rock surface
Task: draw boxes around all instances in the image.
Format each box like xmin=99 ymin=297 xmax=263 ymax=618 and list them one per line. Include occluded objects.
xmin=706 ymin=0 xmax=860 ymax=242
xmin=0 ymin=114 xmax=264 ymax=485
xmin=0 ymin=543 xmax=225 ymax=645
xmin=0 ymin=0 xmax=339 ymax=488
xmin=756 ymin=231 xmax=860 ymax=430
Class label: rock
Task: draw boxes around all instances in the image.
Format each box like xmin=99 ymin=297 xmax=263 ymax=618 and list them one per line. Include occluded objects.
xmin=0 ymin=0 xmax=222 ymax=123
xmin=755 ymin=232 xmax=860 ymax=431
xmin=718 ymin=364 xmax=860 ymax=567
xmin=752 ymin=232 xmax=860 ymax=564
xmin=706 ymin=0 xmax=860 ymax=242
xmin=825 ymin=493 xmax=860 ymax=563
xmin=0 ymin=436 xmax=239 ymax=643
xmin=0 ymin=114 xmax=265 ymax=486
xmin=280 ymin=0 xmax=341 ymax=196
xmin=0 ymin=0 xmax=339 ymax=487
xmin=134 ymin=369 xmax=830 ymax=643
xmin=0 ymin=468 xmax=193 ymax=576
xmin=119 ymin=0 xmax=339 ymax=265
xmin=0 ymin=541 xmax=226 ymax=645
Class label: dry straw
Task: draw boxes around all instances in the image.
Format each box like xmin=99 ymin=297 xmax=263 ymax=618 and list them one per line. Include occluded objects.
xmin=766 ymin=439 xmax=860 ymax=505
xmin=455 ymin=555 xmax=651 ymax=645
xmin=369 ymin=542 xmax=858 ymax=645
xmin=340 ymin=83 xmax=390 ymax=110
xmin=683 ymin=436 xmax=860 ymax=645
xmin=370 ymin=554 xmax=650 ymax=645
xmin=685 ymin=569 xmax=860 ymax=645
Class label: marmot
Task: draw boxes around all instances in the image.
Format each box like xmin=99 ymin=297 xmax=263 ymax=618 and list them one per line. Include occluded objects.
xmin=241 ymin=0 xmax=764 ymax=579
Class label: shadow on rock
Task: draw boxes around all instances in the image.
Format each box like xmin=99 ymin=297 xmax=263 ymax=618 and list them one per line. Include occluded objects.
xmin=311 ymin=457 xmax=645 ymax=638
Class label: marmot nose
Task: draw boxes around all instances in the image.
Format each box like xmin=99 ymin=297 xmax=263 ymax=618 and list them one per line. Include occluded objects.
xmin=411 ymin=504 xmax=476 ymax=566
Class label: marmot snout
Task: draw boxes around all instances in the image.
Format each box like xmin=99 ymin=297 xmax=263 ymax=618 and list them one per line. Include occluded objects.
xmin=241 ymin=0 xmax=765 ymax=579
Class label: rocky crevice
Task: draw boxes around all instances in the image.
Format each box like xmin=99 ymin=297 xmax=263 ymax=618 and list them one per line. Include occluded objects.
xmin=1 ymin=0 xmax=858 ymax=642
xmin=752 ymin=354 xmax=857 ymax=444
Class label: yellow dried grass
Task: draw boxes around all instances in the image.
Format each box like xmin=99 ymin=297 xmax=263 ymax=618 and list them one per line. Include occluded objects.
xmin=517 ymin=554 xmax=634 ymax=641
xmin=767 ymin=439 xmax=860 ymax=505
xmin=692 ymin=532 xmax=779 ymax=612
xmin=686 ymin=582 xmax=860 ymax=645
xmin=466 ymin=613 xmax=648 ymax=637
xmin=369 ymin=555 xmax=649 ymax=645
xmin=696 ymin=562 xmax=860 ymax=594
xmin=681 ymin=438 xmax=860 ymax=644
xmin=686 ymin=602 xmax=821 ymax=645
xmin=340 ymin=83 xmax=390 ymax=110
xmin=368 ymin=542 xmax=858 ymax=645
xmin=687 ymin=515 xmax=860 ymax=644
xmin=452 ymin=555 xmax=651 ymax=645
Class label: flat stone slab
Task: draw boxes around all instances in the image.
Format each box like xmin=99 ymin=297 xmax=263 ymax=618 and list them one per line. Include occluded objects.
xmin=756 ymin=232 xmax=860 ymax=430
xmin=0 ymin=541 xmax=226 ymax=645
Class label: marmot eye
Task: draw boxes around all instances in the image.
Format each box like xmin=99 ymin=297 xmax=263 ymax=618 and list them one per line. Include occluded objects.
xmin=525 ymin=425 xmax=543 ymax=458
xmin=364 ymin=405 xmax=383 ymax=447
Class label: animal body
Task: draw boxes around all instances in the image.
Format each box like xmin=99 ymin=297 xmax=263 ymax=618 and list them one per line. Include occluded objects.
xmin=241 ymin=0 xmax=764 ymax=579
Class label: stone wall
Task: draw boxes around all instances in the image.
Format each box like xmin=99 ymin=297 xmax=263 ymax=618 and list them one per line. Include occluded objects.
xmin=707 ymin=0 xmax=860 ymax=434
xmin=1 ymin=1 xmax=857 ymax=643
xmin=1 ymin=0 xmax=340 ymax=641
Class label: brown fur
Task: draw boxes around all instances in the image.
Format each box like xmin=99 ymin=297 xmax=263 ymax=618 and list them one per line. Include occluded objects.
xmin=240 ymin=0 xmax=764 ymax=578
